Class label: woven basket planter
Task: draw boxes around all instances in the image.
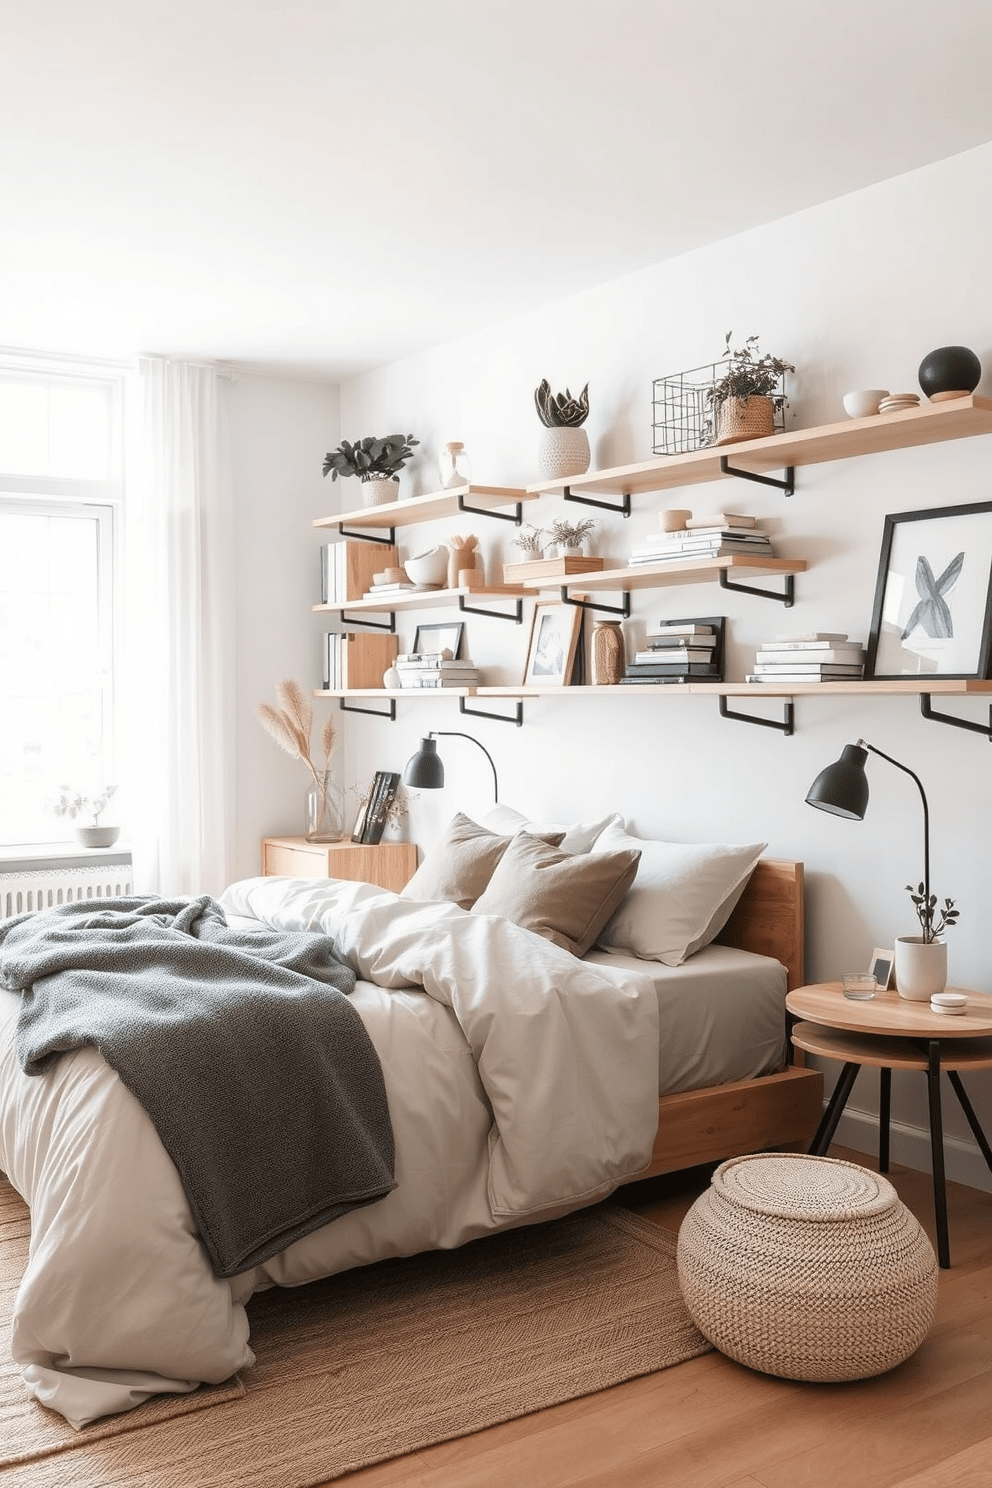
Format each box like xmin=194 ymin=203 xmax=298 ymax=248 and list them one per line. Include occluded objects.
xmin=677 ymin=1153 xmax=937 ymax=1382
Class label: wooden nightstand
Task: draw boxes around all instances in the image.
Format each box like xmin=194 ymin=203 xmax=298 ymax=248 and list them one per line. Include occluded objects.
xmin=260 ymin=836 xmax=417 ymax=893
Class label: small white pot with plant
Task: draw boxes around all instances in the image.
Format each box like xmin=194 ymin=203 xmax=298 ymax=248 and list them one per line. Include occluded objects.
xmin=895 ymin=883 xmax=959 ymax=1000
xmin=534 ymin=379 xmax=591 ymax=480
xmin=53 ymin=786 xmax=120 ymax=849
xmin=542 ymin=514 xmax=596 ymax=560
xmin=322 ymin=433 xmax=419 ymax=507
xmin=708 ymin=332 xmax=794 ymax=446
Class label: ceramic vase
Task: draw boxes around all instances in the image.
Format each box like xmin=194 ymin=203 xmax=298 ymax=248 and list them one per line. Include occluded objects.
xmin=538 ymin=427 xmax=590 ymax=481
xmin=917 ymin=346 xmax=981 ymax=402
xmin=361 ymin=477 xmax=398 ymax=507
xmin=714 ymin=395 xmax=775 ymax=446
xmin=894 ymin=936 xmax=947 ymax=1001
xmin=305 ymin=772 xmax=344 ymax=843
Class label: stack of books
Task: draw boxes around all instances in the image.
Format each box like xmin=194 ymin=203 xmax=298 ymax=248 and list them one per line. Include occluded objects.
xmin=747 ymin=633 xmax=866 ymax=683
xmin=629 ymin=513 xmax=773 ymax=566
xmin=320 ymin=539 xmax=399 ymax=605
xmin=362 ymin=572 xmax=442 ymax=600
xmin=622 ymin=620 xmax=723 ymax=684
xmin=394 ymin=653 xmax=481 ymax=688
xmin=353 ymin=770 xmax=399 ymax=845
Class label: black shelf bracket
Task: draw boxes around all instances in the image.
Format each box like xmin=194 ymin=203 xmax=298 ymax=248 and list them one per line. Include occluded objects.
xmin=719 ymin=456 xmax=795 ymax=497
xmin=559 ymin=586 xmax=632 ymax=619
xmin=458 ymin=595 xmax=524 ymax=623
xmin=718 ymin=695 xmax=795 ymax=735
xmin=457 ymin=493 xmax=523 ymax=526
xmin=919 ymin=693 xmax=992 ymax=741
xmin=336 ymin=523 xmax=396 ymax=545
xmin=718 ymin=570 xmax=796 ymax=607
xmin=339 ymin=696 xmax=397 ymax=721
xmin=337 ymin=609 xmax=396 ymax=632
xmin=562 ymin=484 xmax=632 ymax=518
xmin=458 ymin=696 xmax=524 ymax=727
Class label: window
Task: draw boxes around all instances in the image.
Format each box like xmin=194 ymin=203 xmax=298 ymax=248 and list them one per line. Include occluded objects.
xmin=0 ymin=359 xmax=124 ymax=847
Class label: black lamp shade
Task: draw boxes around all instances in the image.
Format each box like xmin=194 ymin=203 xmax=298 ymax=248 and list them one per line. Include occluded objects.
xmin=403 ymin=737 xmax=444 ymax=789
xmin=805 ymin=742 xmax=870 ymax=819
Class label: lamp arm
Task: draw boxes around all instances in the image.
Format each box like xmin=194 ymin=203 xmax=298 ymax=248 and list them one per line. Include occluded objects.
xmin=430 ymin=731 xmax=499 ymax=802
xmin=859 ymin=739 xmax=930 ymax=906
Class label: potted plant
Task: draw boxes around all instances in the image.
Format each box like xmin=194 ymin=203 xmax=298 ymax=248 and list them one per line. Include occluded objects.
xmin=322 ymin=433 xmax=419 ymax=508
xmin=895 ymin=883 xmax=959 ymax=1000
xmin=53 ymin=785 xmax=120 ymax=848
xmin=510 ymin=525 xmax=545 ymax=556
xmin=257 ymin=680 xmax=343 ymax=842
xmin=542 ymin=515 xmax=597 ymax=559
xmin=707 ymin=333 xmax=795 ymax=447
xmin=534 ymin=379 xmax=591 ymax=480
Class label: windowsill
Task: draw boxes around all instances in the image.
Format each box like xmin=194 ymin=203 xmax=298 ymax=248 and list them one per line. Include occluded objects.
xmin=0 ymin=841 xmax=133 ymax=874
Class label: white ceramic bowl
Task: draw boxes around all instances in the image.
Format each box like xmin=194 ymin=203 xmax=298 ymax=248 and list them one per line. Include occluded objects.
xmin=843 ymin=389 xmax=889 ymax=419
xmin=404 ymin=545 xmax=449 ymax=587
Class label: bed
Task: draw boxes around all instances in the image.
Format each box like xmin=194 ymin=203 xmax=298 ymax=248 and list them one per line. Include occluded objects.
xmin=0 ymin=814 xmax=821 ymax=1430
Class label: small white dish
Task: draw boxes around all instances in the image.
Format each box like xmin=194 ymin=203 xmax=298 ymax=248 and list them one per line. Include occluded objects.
xmin=843 ymin=389 xmax=889 ymax=419
xmin=931 ymin=992 xmax=967 ymax=1014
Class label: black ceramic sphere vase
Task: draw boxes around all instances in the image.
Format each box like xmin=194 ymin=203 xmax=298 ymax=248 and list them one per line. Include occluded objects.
xmin=917 ymin=345 xmax=982 ymax=402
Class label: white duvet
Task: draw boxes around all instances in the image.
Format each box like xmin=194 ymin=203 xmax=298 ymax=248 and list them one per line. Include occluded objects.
xmin=0 ymin=876 xmax=660 ymax=1428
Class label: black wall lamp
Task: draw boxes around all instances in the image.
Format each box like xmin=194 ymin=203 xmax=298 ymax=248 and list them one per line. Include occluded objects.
xmin=402 ymin=732 xmax=499 ymax=802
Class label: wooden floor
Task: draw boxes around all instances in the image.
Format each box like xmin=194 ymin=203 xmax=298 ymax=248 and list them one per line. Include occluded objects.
xmin=328 ymin=1148 xmax=992 ymax=1488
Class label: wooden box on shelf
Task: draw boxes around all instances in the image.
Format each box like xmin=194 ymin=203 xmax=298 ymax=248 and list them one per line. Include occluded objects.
xmin=261 ymin=837 xmax=417 ymax=892
xmin=323 ymin=631 xmax=399 ymax=690
xmin=319 ymin=539 xmax=399 ymax=607
xmin=502 ymin=555 xmax=605 ymax=583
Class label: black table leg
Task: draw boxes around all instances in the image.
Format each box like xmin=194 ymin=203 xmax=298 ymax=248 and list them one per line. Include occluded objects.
xmin=925 ymin=1040 xmax=950 ymax=1269
xmin=879 ymin=1066 xmax=892 ymax=1172
xmin=947 ymin=1070 xmax=992 ymax=1174
xmin=808 ymin=1060 xmax=860 ymax=1156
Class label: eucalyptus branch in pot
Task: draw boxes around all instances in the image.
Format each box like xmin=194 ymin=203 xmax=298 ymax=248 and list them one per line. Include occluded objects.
xmin=906 ymin=882 xmax=959 ymax=943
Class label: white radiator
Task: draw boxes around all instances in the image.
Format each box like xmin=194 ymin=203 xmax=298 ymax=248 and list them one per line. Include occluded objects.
xmin=1 ymin=864 xmax=133 ymax=920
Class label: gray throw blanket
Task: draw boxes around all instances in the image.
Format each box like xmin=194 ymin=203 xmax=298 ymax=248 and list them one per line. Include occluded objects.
xmin=0 ymin=895 xmax=396 ymax=1278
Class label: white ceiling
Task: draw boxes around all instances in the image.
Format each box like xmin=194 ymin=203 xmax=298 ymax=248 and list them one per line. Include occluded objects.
xmin=2 ymin=0 xmax=991 ymax=381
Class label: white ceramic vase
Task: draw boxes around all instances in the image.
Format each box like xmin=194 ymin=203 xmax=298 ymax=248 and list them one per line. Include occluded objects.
xmin=537 ymin=427 xmax=590 ymax=480
xmin=894 ymin=936 xmax=948 ymax=1001
xmin=361 ymin=477 xmax=398 ymax=507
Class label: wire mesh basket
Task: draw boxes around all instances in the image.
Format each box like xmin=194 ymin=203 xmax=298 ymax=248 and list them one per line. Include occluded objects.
xmin=652 ymin=361 xmax=788 ymax=456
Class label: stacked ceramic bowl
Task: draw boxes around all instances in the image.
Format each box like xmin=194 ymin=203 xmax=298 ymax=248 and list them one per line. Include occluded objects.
xmin=878 ymin=392 xmax=921 ymax=415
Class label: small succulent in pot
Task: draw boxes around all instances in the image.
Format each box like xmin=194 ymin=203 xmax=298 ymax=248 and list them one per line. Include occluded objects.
xmin=906 ymin=882 xmax=959 ymax=943
xmin=322 ymin=434 xmax=419 ymax=483
xmin=534 ymin=380 xmax=589 ymax=428
xmin=708 ymin=333 xmax=794 ymax=409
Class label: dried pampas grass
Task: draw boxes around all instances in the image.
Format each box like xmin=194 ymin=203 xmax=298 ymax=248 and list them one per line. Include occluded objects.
xmin=257 ymin=680 xmax=337 ymax=787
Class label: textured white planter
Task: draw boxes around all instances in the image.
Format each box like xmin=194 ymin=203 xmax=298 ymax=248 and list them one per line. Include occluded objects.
xmin=74 ymin=825 xmax=120 ymax=848
xmin=361 ymin=478 xmax=399 ymax=507
xmin=538 ymin=427 xmax=590 ymax=481
xmin=894 ymin=936 xmax=948 ymax=1000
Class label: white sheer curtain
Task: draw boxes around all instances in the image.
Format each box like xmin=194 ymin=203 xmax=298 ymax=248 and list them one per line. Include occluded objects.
xmin=124 ymin=358 xmax=236 ymax=896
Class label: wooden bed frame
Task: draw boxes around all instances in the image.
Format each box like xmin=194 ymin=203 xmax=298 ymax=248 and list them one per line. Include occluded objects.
xmin=641 ymin=858 xmax=824 ymax=1177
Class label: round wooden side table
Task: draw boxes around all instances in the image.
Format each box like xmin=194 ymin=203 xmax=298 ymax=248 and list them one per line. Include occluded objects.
xmin=785 ymin=982 xmax=992 ymax=1268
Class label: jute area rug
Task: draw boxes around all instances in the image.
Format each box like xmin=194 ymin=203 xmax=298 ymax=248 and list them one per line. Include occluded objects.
xmin=0 ymin=1173 xmax=709 ymax=1487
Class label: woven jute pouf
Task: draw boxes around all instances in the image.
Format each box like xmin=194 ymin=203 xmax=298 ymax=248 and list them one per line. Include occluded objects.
xmin=676 ymin=1153 xmax=938 ymax=1382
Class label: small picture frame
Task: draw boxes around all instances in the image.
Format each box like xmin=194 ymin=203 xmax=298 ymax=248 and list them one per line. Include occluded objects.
xmin=412 ymin=620 xmax=464 ymax=659
xmin=868 ymin=948 xmax=895 ymax=990
xmin=522 ymin=600 xmax=582 ymax=687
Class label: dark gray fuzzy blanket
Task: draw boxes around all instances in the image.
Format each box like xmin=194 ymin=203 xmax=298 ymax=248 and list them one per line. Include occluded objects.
xmin=0 ymin=895 xmax=395 ymax=1278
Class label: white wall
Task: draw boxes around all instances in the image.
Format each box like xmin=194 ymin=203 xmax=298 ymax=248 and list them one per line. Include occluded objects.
xmin=326 ymin=142 xmax=992 ymax=1189
xmin=227 ymin=370 xmax=339 ymax=880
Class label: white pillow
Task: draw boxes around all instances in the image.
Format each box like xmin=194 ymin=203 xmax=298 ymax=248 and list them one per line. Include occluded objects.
xmin=482 ymin=804 xmax=620 ymax=855
xmin=590 ymin=821 xmax=766 ymax=965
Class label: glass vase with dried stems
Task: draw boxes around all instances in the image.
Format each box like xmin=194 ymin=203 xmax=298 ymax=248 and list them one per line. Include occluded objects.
xmin=257 ymin=679 xmax=344 ymax=842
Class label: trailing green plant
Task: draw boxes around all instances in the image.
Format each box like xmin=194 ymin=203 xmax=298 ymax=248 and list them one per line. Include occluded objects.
xmin=52 ymin=785 xmax=118 ymax=826
xmin=708 ymin=333 xmax=795 ymax=408
xmin=906 ymin=882 xmax=960 ymax=944
xmin=534 ymin=379 xmax=589 ymax=428
xmin=322 ymin=434 xmax=419 ymax=483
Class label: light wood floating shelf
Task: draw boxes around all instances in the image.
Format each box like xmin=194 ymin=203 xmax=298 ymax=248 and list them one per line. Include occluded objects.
xmin=315 ymin=483 xmax=535 ymax=533
xmin=314 ymin=583 xmax=528 ymax=616
xmin=475 ymin=679 xmax=992 ymax=698
xmin=522 ymin=555 xmax=806 ymax=592
xmin=527 ymin=396 xmax=992 ymax=501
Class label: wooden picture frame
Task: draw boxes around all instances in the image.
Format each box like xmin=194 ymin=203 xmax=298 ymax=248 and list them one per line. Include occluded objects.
xmin=869 ymin=948 xmax=895 ymax=990
xmin=412 ymin=620 xmax=464 ymax=659
xmin=522 ymin=600 xmax=582 ymax=687
xmin=865 ymin=500 xmax=992 ymax=680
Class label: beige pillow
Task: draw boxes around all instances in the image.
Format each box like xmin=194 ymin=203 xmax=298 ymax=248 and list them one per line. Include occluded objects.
xmin=470 ymin=832 xmax=641 ymax=956
xmin=481 ymin=803 xmax=621 ymax=854
xmin=400 ymin=813 xmax=564 ymax=911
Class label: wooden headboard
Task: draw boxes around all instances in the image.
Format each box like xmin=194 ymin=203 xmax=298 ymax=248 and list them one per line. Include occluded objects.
xmin=716 ymin=858 xmax=805 ymax=991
